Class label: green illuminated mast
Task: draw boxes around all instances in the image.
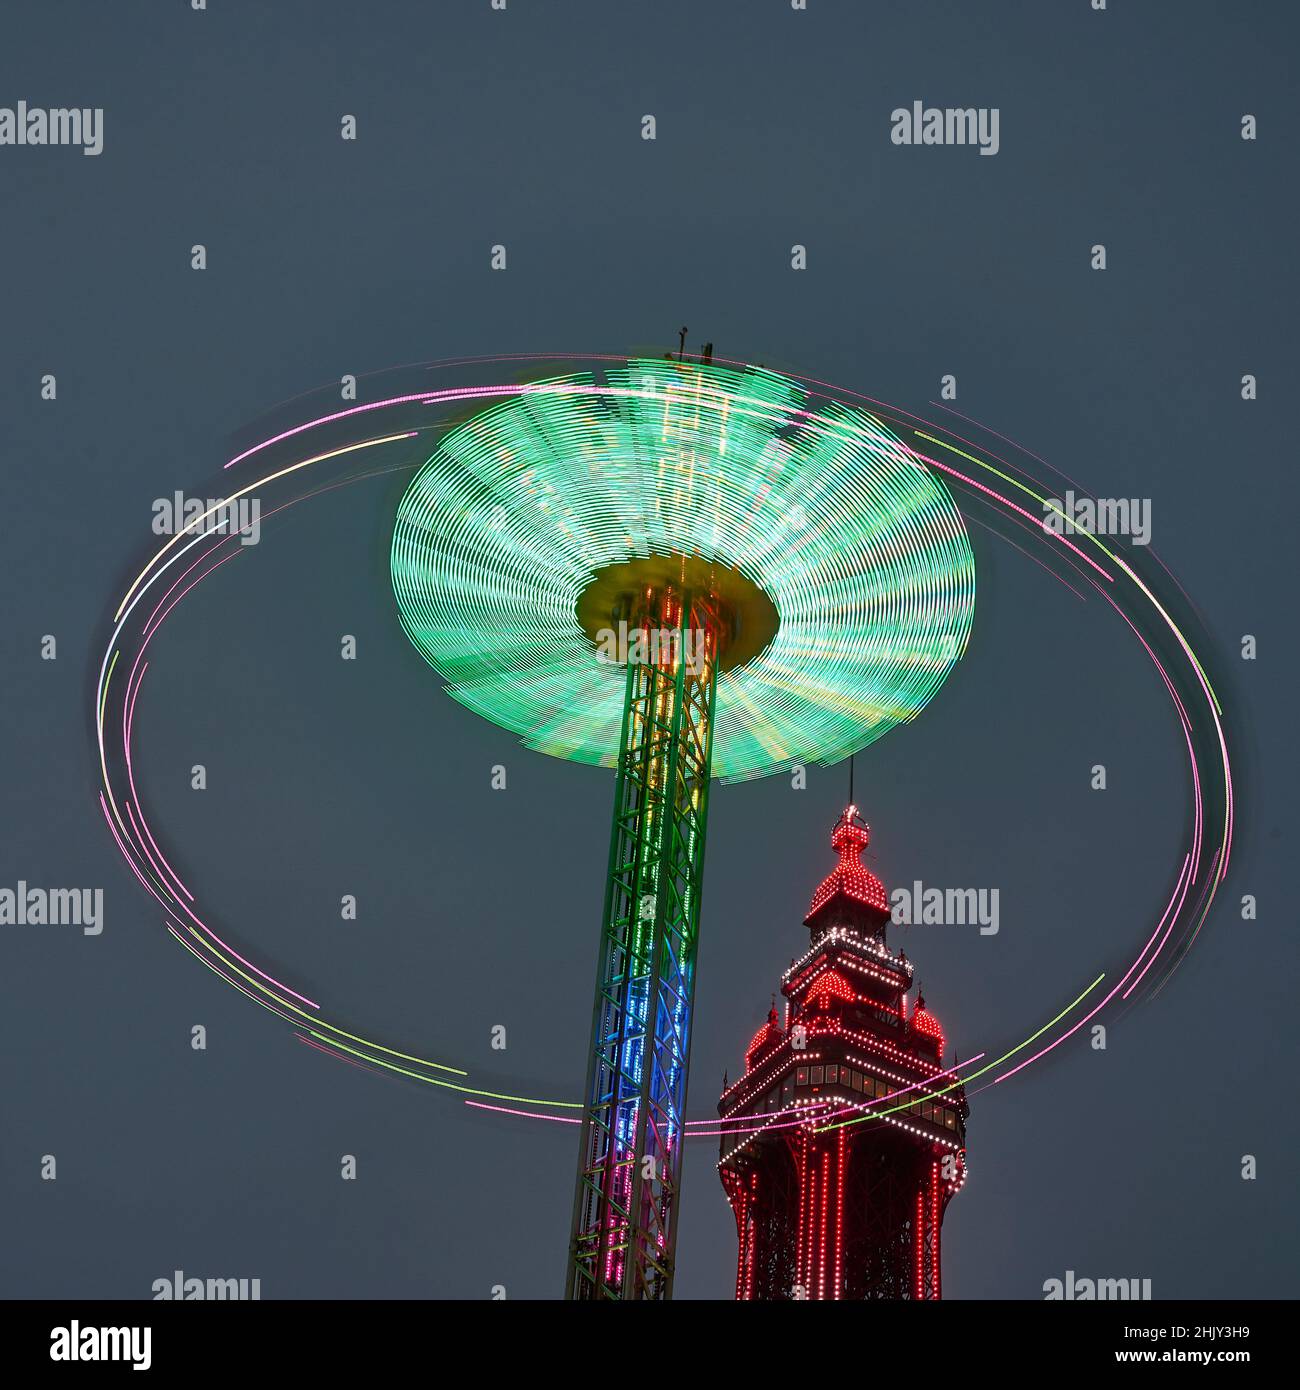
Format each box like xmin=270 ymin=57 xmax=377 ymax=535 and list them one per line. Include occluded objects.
xmin=569 ymin=583 xmax=719 ymax=1298
xmin=390 ymin=358 xmax=975 ymax=1298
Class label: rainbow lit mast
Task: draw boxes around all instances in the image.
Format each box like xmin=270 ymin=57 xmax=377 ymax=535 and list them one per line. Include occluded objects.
xmin=390 ymin=356 xmax=975 ymax=1298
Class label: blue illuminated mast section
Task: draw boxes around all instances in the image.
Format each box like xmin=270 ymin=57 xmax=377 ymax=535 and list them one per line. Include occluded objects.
xmin=566 ymin=586 xmax=721 ymax=1300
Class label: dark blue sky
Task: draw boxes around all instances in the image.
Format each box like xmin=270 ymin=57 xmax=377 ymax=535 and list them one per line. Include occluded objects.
xmin=1 ymin=0 xmax=1294 ymax=1299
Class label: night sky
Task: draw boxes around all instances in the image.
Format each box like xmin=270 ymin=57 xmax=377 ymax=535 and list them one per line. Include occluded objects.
xmin=1 ymin=0 xmax=1295 ymax=1300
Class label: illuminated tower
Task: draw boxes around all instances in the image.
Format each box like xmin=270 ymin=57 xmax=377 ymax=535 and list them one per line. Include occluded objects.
xmin=718 ymin=805 xmax=968 ymax=1300
xmin=388 ymin=358 xmax=976 ymax=1299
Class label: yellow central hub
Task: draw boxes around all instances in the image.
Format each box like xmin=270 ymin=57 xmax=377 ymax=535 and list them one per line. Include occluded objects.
xmin=575 ymin=554 xmax=780 ymax=675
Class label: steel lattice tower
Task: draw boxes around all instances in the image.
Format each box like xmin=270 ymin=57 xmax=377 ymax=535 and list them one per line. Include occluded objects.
xmin=566 ymin=585 xmax=722 ymax=1299
xmin=388 ymin=358 xmax=976 ymax=1299
xmin=717 ymin=805 xmax=968 ymax=1300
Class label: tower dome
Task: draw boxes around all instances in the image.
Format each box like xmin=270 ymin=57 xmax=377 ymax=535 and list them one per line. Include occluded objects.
xmin=803 ymin=804 xmax=891 ymax=933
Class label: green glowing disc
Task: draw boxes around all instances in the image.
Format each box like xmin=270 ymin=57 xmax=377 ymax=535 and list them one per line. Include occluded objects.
xmin=390 ymin=359 xmax=975 ymax=783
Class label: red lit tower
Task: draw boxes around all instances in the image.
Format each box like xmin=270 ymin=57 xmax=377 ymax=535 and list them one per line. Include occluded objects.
xmin=717 ymin=805 xmax=968 ymax=1300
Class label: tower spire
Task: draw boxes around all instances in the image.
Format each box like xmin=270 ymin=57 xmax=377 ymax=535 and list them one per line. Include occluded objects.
xmin=803 ymin=801 xmax=889 ymax=934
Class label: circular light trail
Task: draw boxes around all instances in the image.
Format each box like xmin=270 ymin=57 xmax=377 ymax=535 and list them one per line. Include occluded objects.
xmin=92 ymin=353 xmax=1235 ymax=1141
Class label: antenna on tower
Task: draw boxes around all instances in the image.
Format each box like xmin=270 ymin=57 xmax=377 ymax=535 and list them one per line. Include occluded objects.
xmin=677 ymin=325 xmax=688 ymax=361
xmin=848 ymin=753 xmax=855 ymax=810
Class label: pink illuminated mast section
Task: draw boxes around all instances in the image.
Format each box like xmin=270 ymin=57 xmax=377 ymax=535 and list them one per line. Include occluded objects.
xmin=717 ymin=803 xmax=968 ymax=1300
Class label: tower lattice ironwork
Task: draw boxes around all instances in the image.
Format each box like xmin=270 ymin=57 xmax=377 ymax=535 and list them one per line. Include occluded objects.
xmin=567 ymin=586 xmax=722 ymax=1299
xmin=717 ymin=805 xmax=968 ymax=1300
